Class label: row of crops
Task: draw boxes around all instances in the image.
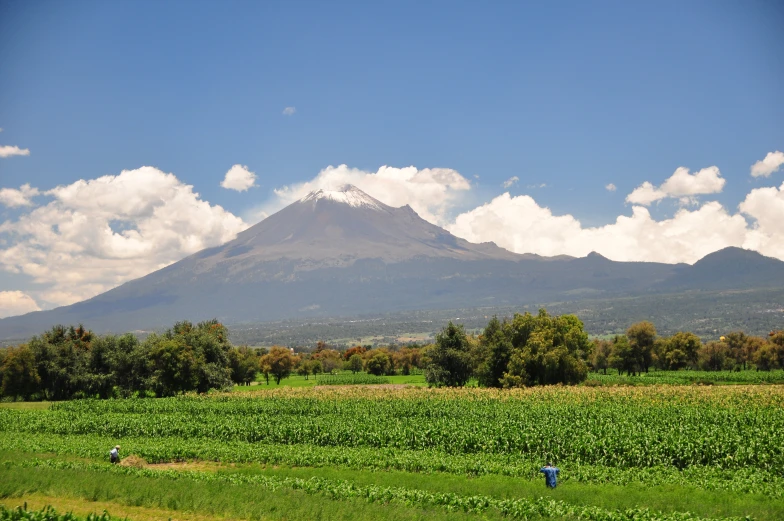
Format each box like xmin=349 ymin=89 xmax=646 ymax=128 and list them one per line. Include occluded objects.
xmin=1 ymin=387 xmax=783 ymax=473
xmin=2 ymin=431 xmax=781 ymax=498
xmin=315 ymin=373 xmax=390 ymax=385
xmin=0 ymin=504 xmax=111 ymax=521
xmin=2 ymin=387 xmax=781 ymax=471
xmin=591 ymin=369 xmax=784 ymax=385
xmin=7 ymin=458 xmax=752 ymax=521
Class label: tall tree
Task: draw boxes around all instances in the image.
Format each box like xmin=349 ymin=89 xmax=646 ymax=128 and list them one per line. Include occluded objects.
xmin=261 ymin=346 xmax=297 ymax=384
xmin=475 ymin=316 xmax=513 ymax=388
xmin=591 ymin=339 xmax=612 ymax=374
xmin=425 ymin=322 xmax=472 ymax=387
xmin=724 ymin=331 xmax=748 ymax=369
xmin=501 ymin=309 xmax=589 ymax=386
xmin=626 ymin=321 xmax=657 ymax=373
xmin=665 ymin=332 xmax=702 ymax=369
xmin=1 ymin=346 xmax=41 ymax=400
xmin=346 ymin=353 xmax=363 ymax=373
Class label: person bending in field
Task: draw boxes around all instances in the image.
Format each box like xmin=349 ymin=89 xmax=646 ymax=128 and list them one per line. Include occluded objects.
xmin=109 ymin=445 xmax=120 ymax=464
xmin=540 ymin=462 xmax=559 ymax=488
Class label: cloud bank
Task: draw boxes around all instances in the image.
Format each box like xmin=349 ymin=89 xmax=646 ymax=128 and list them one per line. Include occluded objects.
xmin=3 ymin=153 xmax=784 ymax=311
xmin=258 ymin=164 xmax=472 ymax=225
xmin=0 ymin=291 xmax=41 ymax=319
xmin=0 ymin=167 xmax=246 ymax=309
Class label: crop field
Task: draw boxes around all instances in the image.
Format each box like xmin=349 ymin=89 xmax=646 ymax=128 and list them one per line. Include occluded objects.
xmin=1 ymin=386 xmax=783 ymax=521
xmin=589 ymin=369 xmax=784 ymax=386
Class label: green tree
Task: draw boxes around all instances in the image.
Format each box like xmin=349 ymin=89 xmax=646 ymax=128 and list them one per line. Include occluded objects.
xmin=591 ymin=339 xmax=612 ymax=374
xmin=261 ymin=346 xmax=297 ymax=384
xmin=228 ymin=346 xmax=260 ymax=386
xmin=609 ymin=335 xmax=635 ymax=375
xmin=753 ymin=343 xmax=779 ymax=371
xmin=475 ymin=316 xmax=512 ymax=388
xmin=699 ymin=341 xmax=731 ymax=371
xmin=425 ymin=322 xmax=472 ymax=387
xmin=626 ymin=321 xmax=657 ymax=373
xmin=1 ymin=346 xmax=41 ymax=400
xmin=665 ymin=332 xmax=702 ymax=370
xmin=724 ymin=331 xmax=748 ymax=370
xmin=146 ymin=336 xmax=200 ymax=397
xmin=500 ymin=310 xmax=589 ymax=386
xmin=310 ymin=359 xmax=323 ymax=377
xmin=365 ymin=351 xmax=393 ymax=376
xmin=346 ymin=353 xmax=363 ymax=373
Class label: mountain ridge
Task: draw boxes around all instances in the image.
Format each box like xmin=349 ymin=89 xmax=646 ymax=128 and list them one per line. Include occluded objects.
xmin=2 ymin=185 xmax=783 ymax=340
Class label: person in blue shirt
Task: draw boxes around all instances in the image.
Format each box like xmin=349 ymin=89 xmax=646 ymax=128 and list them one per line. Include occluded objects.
xmin=540 ymin=462 xmax=559 ymax=488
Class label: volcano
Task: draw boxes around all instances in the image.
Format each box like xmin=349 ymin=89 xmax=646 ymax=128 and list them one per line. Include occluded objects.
xmin=2 ymin=185 xmax=784 ymax=339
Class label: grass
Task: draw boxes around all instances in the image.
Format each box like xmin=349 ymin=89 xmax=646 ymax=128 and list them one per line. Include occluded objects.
xmin=586 ymin=369 xmax=784 ymax=385
xmin=232 ymin=463 xmax=784 ymax=521
xmin=0 ymin=463 xmax=505 ymax=521
xmin=3 ymin=450 xmax=782 ymax=521
xmin=234 ymin=371 xmax=427 ymax=391
xmin=0 ymin=494 xmax=243 ymax=521
xmin=0 ymin=401 xmax=51 ymax=410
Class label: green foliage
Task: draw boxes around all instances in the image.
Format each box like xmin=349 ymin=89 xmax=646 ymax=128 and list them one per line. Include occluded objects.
xmin=364 ymin=351 xmax=393 ymax=376
xmin=260 ymin=346 xmax=297 ymax=384
xmin=316 ymin=373 xmax=390 ymax=385
xmin=346 ymin=354 xmax=363 ymax=373
xmin=1 ymin=458 xmax=761 ymax=521
xmin=474 ymin=316 xmax=512 ymax=388
xmin=660 ymin=332 xmax=702 ymax=370
xmin=500 ymin=310 xmax=589 ymax=386
xmin=626 ymin=321 xmax=657 ymax=373
xmin=0 ymin=346 xmax=40 ymax=400
xmin=425 ymin=322 xmax=472 ymax=387
xmin=1 ymin=320 xmax=244 ymax=400
xmin=227 ymin=345 xmax=260 ymax=385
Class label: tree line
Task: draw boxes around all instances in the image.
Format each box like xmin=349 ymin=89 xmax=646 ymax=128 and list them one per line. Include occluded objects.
xmin=2 ymin=310 xmax=783 ymax=399
xmin=0 ymin=321 xmax=260 ymax=401
xmin=590 ymin=325 xmax=784 ymax=375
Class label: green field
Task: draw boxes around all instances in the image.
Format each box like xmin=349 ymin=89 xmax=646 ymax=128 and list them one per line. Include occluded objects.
xmin=1 ymin=385 xmax=783 ymax=520
xmin=232 ymin=371 xmax=429 ymax=391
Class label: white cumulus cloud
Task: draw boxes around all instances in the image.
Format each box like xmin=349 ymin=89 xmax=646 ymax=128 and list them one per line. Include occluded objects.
xmin=739 ymin=180 xmax=784 ymax=260
xmin=0 ymin=166 xmax=247 ymax=308
xmin=221 ymin=164 xmax=257 ymax=192
xmin=447 ymin=193 xmax=751 ymax=264
xmin=259 ymin=164 xmax=472 ymax=225
xmin=750 ymin=151 xmax=784 ymax=178
xmin=0 ymin=183 xmax=40 ymax=207
xmin=605 ymin=183 xmax=617 ymax=192
xmin=626 ymin=166 xmax=724 ymax=206
xmin=0 ymin=145 xmax=30 ymax=158
xmin=502 ymin=176 xmax=519 ymax=188
xmin=282 ymin=107 xmax=296 ymax=116
xmin=0 ymin=291 xmax=41 ymax=318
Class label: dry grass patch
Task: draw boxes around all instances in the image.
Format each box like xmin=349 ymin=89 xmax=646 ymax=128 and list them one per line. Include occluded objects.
xmin=0 ymin=493 xmax=255 ymax=521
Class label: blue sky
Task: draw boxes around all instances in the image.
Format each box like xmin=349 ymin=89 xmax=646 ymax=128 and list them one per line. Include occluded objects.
xmin=0 ymin=0 xmax=783 ymax=316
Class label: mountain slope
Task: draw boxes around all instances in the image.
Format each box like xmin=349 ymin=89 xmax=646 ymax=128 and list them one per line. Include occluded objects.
xmin=657 ymin=247 xmax=784 ymax=291
xmin=1 ymin=186 xmax=783 ymax=340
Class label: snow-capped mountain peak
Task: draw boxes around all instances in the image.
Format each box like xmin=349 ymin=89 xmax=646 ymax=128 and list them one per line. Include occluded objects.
xmin=300 ymin=184 xmax=385 ymax=210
